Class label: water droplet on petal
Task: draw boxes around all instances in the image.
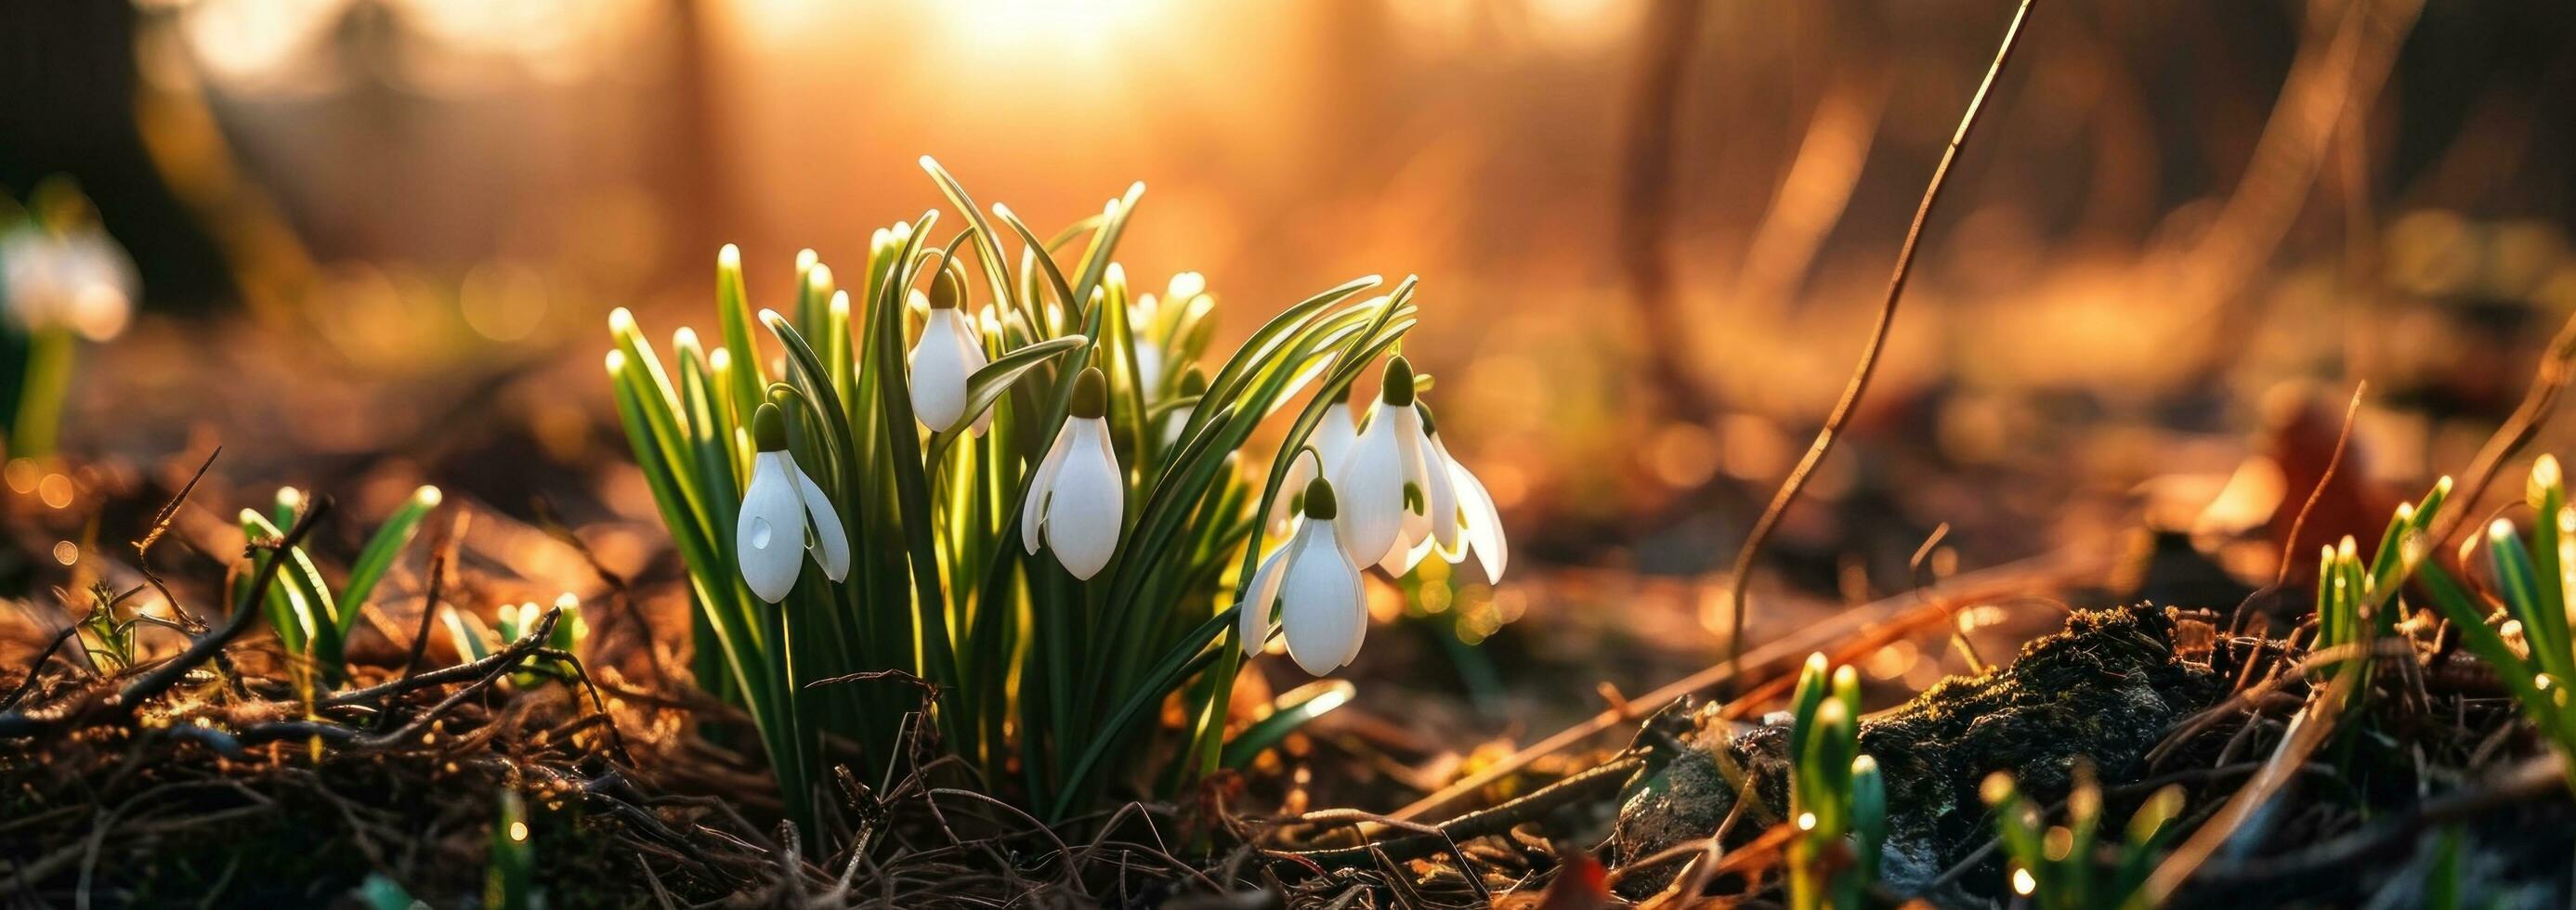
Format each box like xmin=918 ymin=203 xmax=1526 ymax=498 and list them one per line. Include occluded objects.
xmin=750 ymin=517 xmax=774 ymax=549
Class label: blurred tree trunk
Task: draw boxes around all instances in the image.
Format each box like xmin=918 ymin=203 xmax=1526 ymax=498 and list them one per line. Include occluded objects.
xmin=1619 ymin=0 xmax=1719 ymax=427
xmin=666 ymin=0 xmax=730 ymax=279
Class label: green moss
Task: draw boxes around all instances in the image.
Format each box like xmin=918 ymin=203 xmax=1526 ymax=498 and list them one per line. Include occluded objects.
xmin=1612 ymin=605 xmax=2224 ymax=902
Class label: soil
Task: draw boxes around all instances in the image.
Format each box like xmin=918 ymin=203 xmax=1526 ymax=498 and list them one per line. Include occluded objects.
xmin=1604 ymin=602 xmax=2576 ymax=908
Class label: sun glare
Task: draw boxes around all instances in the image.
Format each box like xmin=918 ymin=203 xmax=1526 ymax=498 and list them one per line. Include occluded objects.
xmin=932 ymin=0 xmax=1176 ymax=63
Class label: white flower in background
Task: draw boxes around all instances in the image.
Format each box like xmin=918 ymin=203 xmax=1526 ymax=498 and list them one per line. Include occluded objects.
xmin=1421 ymin=404 xmax=1509 ymax=583
xmin=1134 ymin=343 xmax=1164 ymax=402
xmin=1239 ymin=475 xmax=1367 ymax=675
xmin=1271 ymin=383 xmax=1360 ymax=532
xmin=1331 ymin=357 xmax=1436 ymax=568
xmin=1131 ymin=271 xmax=1208 ymax=402
xmin=909 ymin=268 xmax=992 ymax=436
xmin=1159 ymin=368 xmax=1206 ymax=448
xmin=737 ymin=402 xmax=851 ymax=603
xmin=0 ymin=224 xmax=137 ymax=341
xmin=1023 ymin=367 xmax=1124 ymax=579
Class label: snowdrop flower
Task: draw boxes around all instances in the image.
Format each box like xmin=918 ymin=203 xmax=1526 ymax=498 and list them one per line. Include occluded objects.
xmin=1023 ymin=367 xmax=1124 ymax=579
xmin=909 ymin=268 xmax=991 ymax=436
xmin=1165 ymin=270 xmax=1208 ymax=304
xmin=0 ymin=225 xmax=137 ymax=341
xmin=1238 ymin=474 xmax=1367 ymax=675
xmin=1420 ymin=405 xmax=1509 ymax=583
xmin=736 ymin=402 xmax=851 ymax=603
xmin=1133 ymin=341 xmax=1165 ymax=402
xmin=1331 ymin=358 xmax=1440 ymax=570
xmin=1270 ymin=382 xmax=1360 ymax=532
xmin=1131 ymin=272 xmax=1210 ymax=402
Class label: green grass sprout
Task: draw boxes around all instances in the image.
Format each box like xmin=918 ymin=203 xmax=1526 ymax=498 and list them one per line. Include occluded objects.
xmin=1981 ymin=765 xmax=2184 ymax=909
xmin=2418 ymin=457 xmax=2576 ymax=791
xmin=484 ymin=788 xmax=535 ymax=910
xmin=1787 ymin=654 xmax=1881 ymax=910
xmin=235 ymin=484 xmax=442 ymax=691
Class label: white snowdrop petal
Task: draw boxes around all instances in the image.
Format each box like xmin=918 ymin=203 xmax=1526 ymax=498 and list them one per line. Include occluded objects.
xmin=1331 ymin=404 xmax=1406 ymax=566
xmin=1337 ymin=577 xmax=1368 ymax=668
xmin=1429 ymin=437 xmax=1471 ymax=563
xmin=957 ymin=315 xmax=991 ymax=370
xmin=1422 ymin=433 xmax=1460 ymax=551
xmin=1272 ymin=404 xmax=1359 ymax=533
xmin=1378 ymin=528 xmax=1437 ymax=577
xmin=1450 ymin=458 xmax=1507 ymax=583
xmin=1281 ymin=530 xmax=1366 ymax=676
xmin=1375 ymin=537 xmax=1406 ymax=576
xmin=1044 ymin=420 xmax=1124 ymax=579
xmin=1134 ymin=345 xmax=1164 ymax=401
xmin=909 ymin=310 xmax=973 ymax=432
xmin=1314 ymin=403 xmax=1358 ymax=468
xmin=1238 ymin=542 xmax=1293 ymax=656
xmin=68 ymin=235 xmax=136 ymax=341
xmin=792 ymin=466 xmax=850 ymax=581
xmin=736 ymin=453 xmax=807 ymax=603
xmin=1022 ymin=430 xmax=1073 ymax=555
xmin=1392 ymin=408 xmax=1435 ymax=548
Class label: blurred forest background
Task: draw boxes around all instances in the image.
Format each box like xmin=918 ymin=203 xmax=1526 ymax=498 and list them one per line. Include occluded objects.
xmin=4 ymin=0 xmax=2575 ymax=739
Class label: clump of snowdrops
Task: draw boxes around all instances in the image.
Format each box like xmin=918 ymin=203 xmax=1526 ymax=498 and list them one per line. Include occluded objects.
xmin=604 ymin=160 xmax=1508 ymax=830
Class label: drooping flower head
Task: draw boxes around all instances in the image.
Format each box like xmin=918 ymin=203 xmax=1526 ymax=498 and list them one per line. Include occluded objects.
xmin=1332 ymin=357 xmax=1440 ymax=571
xmin=1023 ymin=367 xmax=1124 ymax=579
xmin=737 ymin=402 xmax=851 ymax=603
xmin=909 ymin=267 xmax=992 ymax=436
xmin=1239 ymin=472 xmax=1367 ymax=675
xmin=0 ymin=223 xmax=137 ymax=342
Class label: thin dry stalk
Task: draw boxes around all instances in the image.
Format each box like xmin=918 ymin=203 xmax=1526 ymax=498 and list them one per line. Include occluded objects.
xmin=1721 ymin=0 xmax=2041 ymax=694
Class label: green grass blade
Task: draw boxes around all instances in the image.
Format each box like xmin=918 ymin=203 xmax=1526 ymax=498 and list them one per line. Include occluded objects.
xmin=919 ymin=157 xmax=1020 ymax=318
xmin=339 ymin=486 xmax=440 ymax=634
xmin=714 ymin=246 xmax=766 ymax=426
xmin=924 ymin=336 xmax=1088 ymax=464
xmin=2419 ymin=561 xmax=2564 ymax=741
xmin=242 ymin=509 xmax=343 ymax=683
xmin=2488 ymin=523 xmax=2572 ymax=682
xmin=1220 ymin=679 xmax=1355 ymax=770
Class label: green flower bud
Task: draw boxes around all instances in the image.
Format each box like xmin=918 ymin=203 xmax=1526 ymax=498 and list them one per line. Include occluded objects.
xmin=1380 ymin=357 xmax=1416 ymax=407
xmin=753 ymin=402 xmax=787 ymax=451
xmin=1301 ymin=476 xmax=1338 ymax=520
xmin=1070 ymin=367 xmax=1108 ymax=420
xmin=929 ymin=267 xmax=962 ymax=310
